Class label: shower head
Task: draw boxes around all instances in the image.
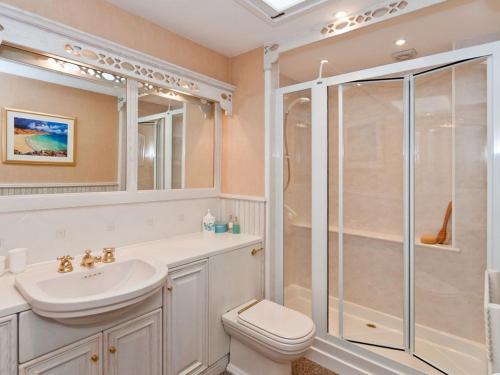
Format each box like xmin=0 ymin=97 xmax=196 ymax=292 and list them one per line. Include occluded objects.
xmin=318 ymin=59 xmax=329 ymax=79
xmin=285 ymin=97 xmax=310 ymax=114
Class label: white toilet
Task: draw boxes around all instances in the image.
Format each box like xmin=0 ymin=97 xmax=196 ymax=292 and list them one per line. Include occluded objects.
xmin=222 ymin=299 xmax=316 ymax=375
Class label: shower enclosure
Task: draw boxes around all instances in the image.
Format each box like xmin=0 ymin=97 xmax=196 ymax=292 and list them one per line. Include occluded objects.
xmin=275 ymin=42 xmax=500 ymax=375
xmin=138 ymin=108 xmax=184 ymax=190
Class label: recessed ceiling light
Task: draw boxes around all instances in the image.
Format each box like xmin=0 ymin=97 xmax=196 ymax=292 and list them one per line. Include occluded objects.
xmin=335 ymin=11 xmax=347 ymax=18
xmin=395 ymin=39 xmax=406 ymax=46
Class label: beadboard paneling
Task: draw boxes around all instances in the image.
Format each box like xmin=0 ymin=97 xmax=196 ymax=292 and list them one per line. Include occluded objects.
xmin=0 ymin=183 xmax=119 ymax=196
xmin=219 ymin=196 xmax=265 ymax=237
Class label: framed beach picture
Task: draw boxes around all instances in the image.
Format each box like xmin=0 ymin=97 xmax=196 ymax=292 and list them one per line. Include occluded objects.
xmin=2 ymin=108 xmax=76 ymax=165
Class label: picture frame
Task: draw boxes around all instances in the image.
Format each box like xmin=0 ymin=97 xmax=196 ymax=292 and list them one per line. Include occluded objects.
xmin=2 ymin=108 xmax=76 ymax=165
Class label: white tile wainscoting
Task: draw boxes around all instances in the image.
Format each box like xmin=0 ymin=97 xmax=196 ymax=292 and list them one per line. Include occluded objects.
xmin=0 ymin=195 xmax=266 ymax=266
xmin=0 ymin=197 xmax=219 ymax=265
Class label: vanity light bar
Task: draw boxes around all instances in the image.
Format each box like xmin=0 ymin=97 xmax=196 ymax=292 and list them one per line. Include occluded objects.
xmin=138 ymin=82 xmax=214 ymax=107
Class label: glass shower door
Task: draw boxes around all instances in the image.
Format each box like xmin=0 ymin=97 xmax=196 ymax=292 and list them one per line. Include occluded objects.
xmin=413 ymin=59 xmax=488 ymax=374
xmin=282 ymin=89 xmax=312 ymax=317
xmin=328 ymin=80 xmax=406 ymax=349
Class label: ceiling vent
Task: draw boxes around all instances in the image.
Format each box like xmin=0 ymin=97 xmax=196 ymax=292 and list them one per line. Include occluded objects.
xmin=235 ymin=0 xmax=329 ymax=25
xmin=392 ymin=48 xmax=418 ymax=61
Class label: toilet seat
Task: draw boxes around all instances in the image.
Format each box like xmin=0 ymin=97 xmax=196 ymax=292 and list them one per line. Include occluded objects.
xmin=237 ymin=299 xmax=315 ymax=345
xmin=222 ymin=299 xmax=316 ymax=356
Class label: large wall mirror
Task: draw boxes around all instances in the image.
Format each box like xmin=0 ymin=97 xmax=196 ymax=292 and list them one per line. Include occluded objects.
xmin=0 ymin=45 xmax=127 ymax=196
xmin=0 ymin=43 xmax=222 ymax=203
xmin=137 ymin=84 xmax=215 ymax=190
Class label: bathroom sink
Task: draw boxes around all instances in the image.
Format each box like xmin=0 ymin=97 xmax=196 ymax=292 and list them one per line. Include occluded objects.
xmin=15 ymin=258 xmax=167 ymax=324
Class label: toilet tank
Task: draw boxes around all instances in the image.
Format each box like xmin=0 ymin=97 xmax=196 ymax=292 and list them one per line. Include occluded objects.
xmin=208 ymin=243 xmax=264 ymax=366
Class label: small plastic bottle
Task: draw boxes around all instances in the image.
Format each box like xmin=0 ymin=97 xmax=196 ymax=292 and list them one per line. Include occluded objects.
xmin=233 ymin=216 xmax=241 ymax=234
xmin=228 ymin=215 xmax=234 ymax=233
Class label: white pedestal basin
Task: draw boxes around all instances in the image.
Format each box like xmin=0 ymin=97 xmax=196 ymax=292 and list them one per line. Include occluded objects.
xmin=15 ymin=258 xmax=167 ymax=325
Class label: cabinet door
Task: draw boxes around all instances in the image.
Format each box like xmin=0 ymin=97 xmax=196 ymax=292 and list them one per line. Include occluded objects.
xmin=165 ymin=260 xmax=208 ymax=375
xmin=19 ymin=334 xmax=102 ymax=375
xmin=104 ymin=309 xmax=162 ymax=375
xmin=0 ymin=314 xmax=17 ymax=375
xmin=208 ymin=243 xmax=264 ymax=365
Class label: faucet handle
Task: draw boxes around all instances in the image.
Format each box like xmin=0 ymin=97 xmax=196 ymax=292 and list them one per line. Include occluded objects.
xmin=57 ymin=255 xmax=74 ymax=261
xmin=57 ymin=255 xmax=74 ymax=273
xmin=102 ymin=247 xmax=116 ymax=263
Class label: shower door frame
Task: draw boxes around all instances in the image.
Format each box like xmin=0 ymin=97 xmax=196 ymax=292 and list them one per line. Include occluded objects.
xmin=273 ymin=40 xmax=500 ymax=370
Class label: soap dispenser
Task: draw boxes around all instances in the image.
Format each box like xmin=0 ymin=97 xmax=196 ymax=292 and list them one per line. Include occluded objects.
xmin=233 ymin=216 xmax=241 ymax=234
xmin=202 ymin=209 xmax=215 ymax=234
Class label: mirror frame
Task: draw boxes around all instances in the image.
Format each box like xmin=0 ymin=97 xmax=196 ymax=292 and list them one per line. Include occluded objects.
xmin=0 ymin=5 xmax=231 ymax=213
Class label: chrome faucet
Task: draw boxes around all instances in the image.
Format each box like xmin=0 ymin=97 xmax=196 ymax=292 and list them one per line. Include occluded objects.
xmin=80 ymin=250 xmax=102 ymax=268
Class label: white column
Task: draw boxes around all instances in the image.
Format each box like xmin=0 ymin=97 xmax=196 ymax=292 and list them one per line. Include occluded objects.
xmin=264 ymin=45 xmax=280 ymax=301
xmin=489 ymin=42 xmax=500 ymax=270
xmin=311 ymin=82 xmax=328 ymax=336
xmin=214 ymin=103 xmax=222 ymax=193
xmin=126 ymin=79 xmax=138 ymax=192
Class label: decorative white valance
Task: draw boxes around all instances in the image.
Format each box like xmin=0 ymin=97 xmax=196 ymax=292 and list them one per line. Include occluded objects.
xmin=0 ymin=4 xmax=234 ymax=115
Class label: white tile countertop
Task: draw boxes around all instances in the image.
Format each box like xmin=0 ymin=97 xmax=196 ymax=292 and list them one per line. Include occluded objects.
xmin=0 ymin=232 xmax=262 ymax=318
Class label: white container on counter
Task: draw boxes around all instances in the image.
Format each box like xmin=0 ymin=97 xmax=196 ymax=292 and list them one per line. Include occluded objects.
xmin=9 ymin=247 xmax=27 ymax=274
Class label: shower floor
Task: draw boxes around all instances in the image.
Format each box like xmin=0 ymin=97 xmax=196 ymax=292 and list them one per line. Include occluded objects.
xmin=285 ymin=285 xmax=486 ymax=375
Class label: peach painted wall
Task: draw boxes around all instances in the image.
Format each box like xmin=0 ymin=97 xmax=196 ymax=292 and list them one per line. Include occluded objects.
xmin=222 ymin=48 xmax=265 ymax=197
xmin=185 ymin=103 xmax=214 ymax=189
xmin=1 ymin=0 xmax=231 ymax=82
xmin=0 ymin=72 xmax=119 ymax=183
xmin=1 ymin=0 xmax=267 ymax=197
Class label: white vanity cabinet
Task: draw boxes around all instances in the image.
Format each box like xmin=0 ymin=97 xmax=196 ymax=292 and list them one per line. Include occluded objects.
xmin=165 ymin=260 xmax=208 ymax=375
xmin=19 ymin=334 xmax=102 ymax=375
xmin=18 ymin=310 xmax=162 ymax=375
xmin=9 ymin=236 xmax=263 ymax=375
xmin=0 ymin=314 xmax=17 ymax=375
xmin=104 ymin=309 xmax=162 ymax=375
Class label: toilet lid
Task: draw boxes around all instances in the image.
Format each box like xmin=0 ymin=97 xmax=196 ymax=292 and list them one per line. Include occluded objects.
xmin=237 ymin=300 xmax=315 ymax=341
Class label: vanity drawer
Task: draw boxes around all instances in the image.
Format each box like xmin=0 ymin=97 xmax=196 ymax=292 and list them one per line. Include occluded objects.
xmin=19 ymin=289 xmax=162 ymax=363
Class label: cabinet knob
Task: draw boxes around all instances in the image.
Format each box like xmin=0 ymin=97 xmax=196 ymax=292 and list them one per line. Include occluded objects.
xmin=251 ymin=247 xmax=264 ymax=256
xmin=109 ymin=346 xmax=117 ymax=354
xmin=91 ymin=354 xmax=99 ymax=362
xmin=167 ymin=286 xmax=173 ymax=292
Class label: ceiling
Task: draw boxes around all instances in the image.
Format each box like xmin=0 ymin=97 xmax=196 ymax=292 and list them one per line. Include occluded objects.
xmin=107 ymin=0 xmax=500 ymax=85
xmin=279 ymin=0 xmax=500 ymax=83
xmin=107 ymin=0 xmax=379 ymax=56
